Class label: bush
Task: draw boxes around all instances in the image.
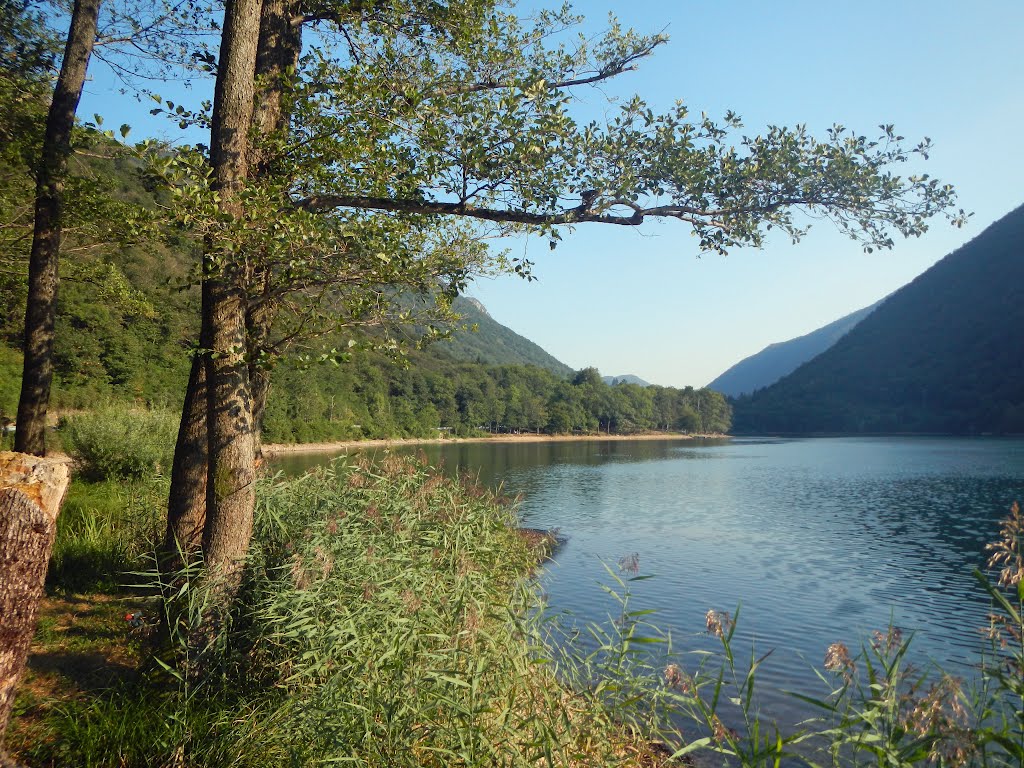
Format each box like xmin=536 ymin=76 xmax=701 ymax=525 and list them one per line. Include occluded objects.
xmin=61 ymin=405 xmax=178 ymax=480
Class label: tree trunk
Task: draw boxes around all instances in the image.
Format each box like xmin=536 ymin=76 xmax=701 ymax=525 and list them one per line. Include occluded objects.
xmin=162 ymin=354 xmax=208 ymax=571
xmin=201 ymin=279 xmax=257 ymax=579
xmin=246 ymin=0 xmax=301 ymax=456
xmin=14 ymin=0 xmax=101 ymax=456
xmin=198 ymin=0 xmax=263 ymax=583
xmin=246 ymin=292 xmax=277 ymax=456
xmin=251 ymin=0 xmax=301 ymax=173
xmin=0 ymin=453 xmax=70 ymax=757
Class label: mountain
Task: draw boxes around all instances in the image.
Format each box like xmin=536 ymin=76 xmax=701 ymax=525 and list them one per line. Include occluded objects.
xmin=438 ymin=297 xmax=573 ymax=376
xmin=603 ymin=374 xmax=651 ymax=387
xmin=708 ymin=302 xmax=879 ymax=397
xmin=732 ymin=204 xmax=1024 ymax=434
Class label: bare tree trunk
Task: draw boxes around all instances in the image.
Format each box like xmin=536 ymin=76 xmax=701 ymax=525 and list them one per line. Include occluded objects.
xmin=0 ymin=453 xmax=70 ymax=758
xmin=15 ymin=0 xmax=101 ymax=456
xmin=198 ymin=0 xmax=263 ymax=582
xmin=162 ymin=354 xmax=208 ymax=570
xmin=162 ymin=0 xmax=299 ymax=581
xmin=249 ymin=363 xmax=272 ymax=454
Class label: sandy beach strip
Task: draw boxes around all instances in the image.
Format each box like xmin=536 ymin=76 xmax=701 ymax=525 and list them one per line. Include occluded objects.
xmin=263 ymin=432 xmax=727 ymax=455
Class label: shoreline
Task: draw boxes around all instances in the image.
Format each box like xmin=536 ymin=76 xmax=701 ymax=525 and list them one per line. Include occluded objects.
xmin=264 ymin=431 xmax=729 ymax=455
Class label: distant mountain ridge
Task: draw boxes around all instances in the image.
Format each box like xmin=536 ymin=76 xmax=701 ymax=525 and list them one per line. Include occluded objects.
xmin=603 ymin=374 xmax=651 ymax=387
xmin=708 ymin=302 xmax=880 ymax=397
xmin=733 ymin=204 xmax=1024 ymax=434
xmin=437 ymin=296 xmax=573 ymax=376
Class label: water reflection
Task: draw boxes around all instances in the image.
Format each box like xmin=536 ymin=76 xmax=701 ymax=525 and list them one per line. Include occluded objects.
xmin=270 ymin=436 xmax=1024 ymax=724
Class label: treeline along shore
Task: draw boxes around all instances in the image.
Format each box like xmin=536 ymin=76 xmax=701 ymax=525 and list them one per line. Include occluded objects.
xmin=263 ymin=430 xmax=730 ymax=456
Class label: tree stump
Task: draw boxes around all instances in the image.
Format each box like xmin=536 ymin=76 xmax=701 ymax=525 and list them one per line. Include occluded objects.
xmin=0 ymin=452 xmax=69 ymax=757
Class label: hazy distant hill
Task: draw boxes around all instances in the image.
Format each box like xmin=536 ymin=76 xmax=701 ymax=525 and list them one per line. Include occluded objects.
xmin=437 ymin=297 xmax=573 ymax=376
xmin=708 ymin=303 xmax=879 ymax=397
xmin=733 ymin=204 xmax=1024 ymax=434
xmin=603 ymin=374 xmax=651 ymax=387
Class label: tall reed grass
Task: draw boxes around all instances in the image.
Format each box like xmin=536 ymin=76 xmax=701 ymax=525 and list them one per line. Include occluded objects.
xmin=24 ymin=456 xmax=670 ymax=767
xmin=48 ymin=476 xmax=167 ymax=592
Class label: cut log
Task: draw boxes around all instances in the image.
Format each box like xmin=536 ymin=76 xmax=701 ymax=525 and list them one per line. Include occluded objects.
xmin=0 ymin=452 xmax=69 ymax=755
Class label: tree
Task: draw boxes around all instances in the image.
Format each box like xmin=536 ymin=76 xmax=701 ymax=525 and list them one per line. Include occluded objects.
xmin=14 ymin=0 xmax=102 ymax=455
xmin=160 ymin=0 xmax=963 ymax=590
xmin=0 ymin=454 xmax=70 ymax=763
xmin=9 ymin=0 xmax=215 ymax=455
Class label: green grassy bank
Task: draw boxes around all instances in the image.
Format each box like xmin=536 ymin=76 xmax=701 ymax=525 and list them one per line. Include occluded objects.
xmin=8 ymin=455 xmax=678 ymax=767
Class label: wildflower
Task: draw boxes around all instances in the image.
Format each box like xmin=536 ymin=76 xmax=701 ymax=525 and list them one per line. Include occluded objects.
xmin=824 ymin=642 xmax=855 ymax=682
xmin=985 ymin=500 xmax=1024 ymax=588
xmin=710 ymin=715 xmax=737 ymax=744
xmin=871 ymin=626 xmax=904 ymax=654
xmin=663 ymin=663 xmax=691 ymax=693
xmin=705 ymin=609 xmax=733 ymax=639
xmin=618 ymin=553 xmax=640 ymax=575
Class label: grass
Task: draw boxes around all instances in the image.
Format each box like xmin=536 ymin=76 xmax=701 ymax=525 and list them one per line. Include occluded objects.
xmin=7 ymin=455 xmax=1024 ymax=767
xmin=10 ymin=456 xmax=676 ymax=767
xmin=59 ymin=405 xmax=178 ymax=481
xmin=48 ymin=475 xmax=167 ymax=593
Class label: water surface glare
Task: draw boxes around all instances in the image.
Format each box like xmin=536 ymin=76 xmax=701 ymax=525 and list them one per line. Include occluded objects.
xmin=272 ymin=436 xmax=1024 ymax=721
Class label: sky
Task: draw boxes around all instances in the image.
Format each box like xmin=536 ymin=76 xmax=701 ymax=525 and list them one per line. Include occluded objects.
xmin=79 ymin=0 xmax=1024 ymax=388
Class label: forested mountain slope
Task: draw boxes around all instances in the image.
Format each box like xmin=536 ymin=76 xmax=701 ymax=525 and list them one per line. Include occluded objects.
xmin=709 ymin=302 xmax=878 ymax=397
xmin=732 ymin=204 xmax=1024 ymax=434
xmin=439 ymin=297 xmax=572 ymax=375
xmin=0 ymin=147 xmax=730 ymax=440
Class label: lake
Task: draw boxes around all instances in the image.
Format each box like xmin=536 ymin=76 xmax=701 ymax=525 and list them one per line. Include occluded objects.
xmin=272 ymin=436 xmax=1024 ymax=723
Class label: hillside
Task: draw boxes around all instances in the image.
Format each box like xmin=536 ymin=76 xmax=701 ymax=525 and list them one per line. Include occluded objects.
xmin=732 ymin=204 xmax=1024 ymax=434
xmin=438 ymin=297 xmax=572 ymax=375
xmin=708 ymin=302 xmax=879 ymax=397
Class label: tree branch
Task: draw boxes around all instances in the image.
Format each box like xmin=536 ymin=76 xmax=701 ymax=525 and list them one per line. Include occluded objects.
xmin=298 ymin=194 xmax=646 ymax=225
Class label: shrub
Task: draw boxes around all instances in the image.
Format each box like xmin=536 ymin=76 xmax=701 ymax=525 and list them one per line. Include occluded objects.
xmin=61 ymin=405 xmax=178 ymax=480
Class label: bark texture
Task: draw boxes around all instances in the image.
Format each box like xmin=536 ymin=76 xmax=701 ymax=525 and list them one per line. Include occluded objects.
xmin=163 ymin=354 xmax=209 ymax=569
xmin=15 ymin=0 xmax=101 ymax=456
xmin=247 ymin=0 xmax=301 ymax=453
xmin=0 ymin=453 xmax=70 ymax=753
xmin=251 ymin=0 xmax=301 ymax=171
xmin=199 ymin=0 xmax=263 ymax=581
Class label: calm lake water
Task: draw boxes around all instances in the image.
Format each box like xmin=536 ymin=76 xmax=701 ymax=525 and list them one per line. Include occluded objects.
xmin=272 ymin=436 xmax=1024 ymax=722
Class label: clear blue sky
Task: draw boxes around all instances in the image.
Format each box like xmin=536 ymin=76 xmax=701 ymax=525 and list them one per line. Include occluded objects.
xmin=467 ymin=0 xmax=1024 ymax=387
xmin=80 ymin=0 xmax=1024 ymax=388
